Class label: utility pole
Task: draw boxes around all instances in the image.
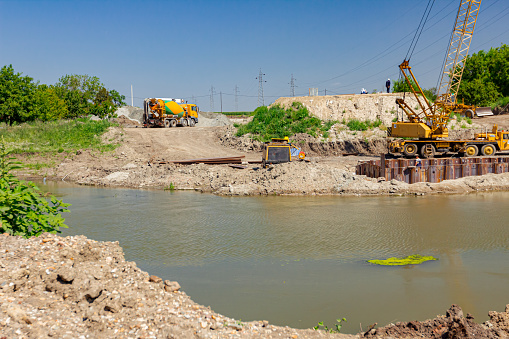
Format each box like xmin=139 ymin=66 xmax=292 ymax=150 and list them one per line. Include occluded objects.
xmin=325 ymin=89 xmax=327 ymax=96
xmin=256 ymin=69 xmax=266 ymax=106
xmin=289 ymin=74 xmax=296 ymax=97
xmin=220 ymin=91 xmax=223 ymax=113
xmin=131 ymin=85 xmax=133 ymax=106
xmin=210 ymin=86 xmax=215 ymax=113
xmin=234 ymin=85 xmax=239 ymax=112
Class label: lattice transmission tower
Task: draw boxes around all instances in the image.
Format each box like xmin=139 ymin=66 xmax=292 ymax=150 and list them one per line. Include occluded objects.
xmin=234 ymin=85 xmax=239 ymax=112
xmin=256 ymin=69 xmax=266 ymax=106
xmin=209 ymin=86 xmax=215 ymax=112
xmin=289 ymin=74 xmax=296 ymax=97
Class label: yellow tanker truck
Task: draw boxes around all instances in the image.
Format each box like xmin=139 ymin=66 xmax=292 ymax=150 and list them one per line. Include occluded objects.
xmin=143 ymin=98 xmax=199 ymax=128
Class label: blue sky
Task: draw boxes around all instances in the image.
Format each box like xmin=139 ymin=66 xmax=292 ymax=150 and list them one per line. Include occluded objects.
xmin=1 ymin=0 xmax=508 ymax=111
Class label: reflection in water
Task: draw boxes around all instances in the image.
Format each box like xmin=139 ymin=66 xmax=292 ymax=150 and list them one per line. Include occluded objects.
xmin=38 ymin=180 xmax=509 ymax=334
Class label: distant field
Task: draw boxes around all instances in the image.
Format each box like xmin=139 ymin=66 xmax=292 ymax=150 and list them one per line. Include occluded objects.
xmin=216 ymin=112 xmax=253 ymax=116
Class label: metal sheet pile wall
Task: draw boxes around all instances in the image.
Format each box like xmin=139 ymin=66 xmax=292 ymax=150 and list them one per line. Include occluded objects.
xmin=356 ymin=156 xmax=509 ymax=184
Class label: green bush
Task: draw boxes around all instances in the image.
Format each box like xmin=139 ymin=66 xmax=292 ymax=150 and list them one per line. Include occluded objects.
xmin=347 ymin=119 xmax=368 ymax=131
xmin=235 ymin=103 xmax=333 ymax=141
xmin=492 ymin=96 xmax=509 ymax=109
xmin=0 ymin=138 xmax=70 ymax=237
xmin=346 ymin=119 xmax=382 ymax=131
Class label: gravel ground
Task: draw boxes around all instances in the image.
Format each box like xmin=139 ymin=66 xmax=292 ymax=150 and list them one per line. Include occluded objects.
xmin=0 ymin=233 xmax=353 ymax=339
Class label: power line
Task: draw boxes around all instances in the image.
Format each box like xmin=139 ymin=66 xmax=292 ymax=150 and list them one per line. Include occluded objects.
xmin=406 ymin=0 xmax=436 ymax=61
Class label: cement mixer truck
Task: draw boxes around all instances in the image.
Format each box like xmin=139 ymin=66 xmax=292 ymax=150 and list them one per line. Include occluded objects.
xmin=143 ymin=98 xmax=199 ymax=128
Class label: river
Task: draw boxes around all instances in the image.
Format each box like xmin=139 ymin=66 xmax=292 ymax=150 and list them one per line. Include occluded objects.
xmin=38 ymin=180 xmax=509 ymax=334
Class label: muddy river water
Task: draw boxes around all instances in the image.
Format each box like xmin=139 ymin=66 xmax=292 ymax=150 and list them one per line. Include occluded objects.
xmin=39 ymin=181 xmax=509 ymax=334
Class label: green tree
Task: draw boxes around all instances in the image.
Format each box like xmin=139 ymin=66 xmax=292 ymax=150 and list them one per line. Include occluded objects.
xmin=458 ymin=44 xmax=509 ymax=106
xmin=55 ymin=74 xmax=125 ymax=119
xmin=393 ymin=78 xmax=436 ymax=102
xmin=0 ymin=138 xmax=70 ymax=237
xmin=0 ymin=65 xmax=37 ymax=125
xmin=32 ymin=84 xmax=69 ymax=121
xmin=392 ymin=78 xmax=416 ymax=93
xmin=457 ymin=78 xmax=500 ymax=106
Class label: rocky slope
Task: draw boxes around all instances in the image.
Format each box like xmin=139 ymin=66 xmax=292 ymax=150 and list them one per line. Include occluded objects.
xmin=0 ymin=233 xmax=353 ymax=339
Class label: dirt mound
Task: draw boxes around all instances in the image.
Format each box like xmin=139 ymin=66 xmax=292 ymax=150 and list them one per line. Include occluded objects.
xmin=198 ymin=112 xmax=232 ymax=127
xmin=0 ymin=233 xmax=354 ymax=338
xmin=215 ymin=126 xmax=264 ymax=152
xmin=274 ymin=93 xmax=420 ymax=126
xmin=114 ymin=106 xmax=144 ymax=124
xmin=112 ymin=115 xmax=141 ymax=127
xmin=364 ymin=304 xmax=509 ymax=338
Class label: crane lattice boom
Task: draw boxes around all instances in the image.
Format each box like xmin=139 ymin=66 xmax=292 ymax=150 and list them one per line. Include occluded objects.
xmin=436 ymin=0 xmax=481 ymax=106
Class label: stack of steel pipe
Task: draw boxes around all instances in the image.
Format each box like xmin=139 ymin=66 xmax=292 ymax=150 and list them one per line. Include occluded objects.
xmin=356 ymin=155 xmax=509 ymax=184
xmin=170 ymin=156 xmax=245 ymax=165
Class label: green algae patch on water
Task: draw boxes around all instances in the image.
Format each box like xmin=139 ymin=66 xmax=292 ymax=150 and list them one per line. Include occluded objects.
xmin=368 ymin=254 xmax=438 ymax=266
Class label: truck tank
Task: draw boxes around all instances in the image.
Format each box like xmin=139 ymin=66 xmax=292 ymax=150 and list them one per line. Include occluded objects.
xmin=162 ymin=100 xmax=185 ymax=118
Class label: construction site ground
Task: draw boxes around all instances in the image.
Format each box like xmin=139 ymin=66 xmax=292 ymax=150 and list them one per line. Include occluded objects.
xmin=14 ymin=111 xmax=509 ymax=197
xmin=7 ymin=112 xmax=509 ymax=338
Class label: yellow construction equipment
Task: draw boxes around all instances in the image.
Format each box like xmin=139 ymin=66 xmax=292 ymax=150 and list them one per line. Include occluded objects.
xmin=262 ymin=137 xmax=305 ymax=167
xmin=143 ymin=98 xmax=199 ymax=128
xmin=388 ymin=0 xmax=500 ymax=158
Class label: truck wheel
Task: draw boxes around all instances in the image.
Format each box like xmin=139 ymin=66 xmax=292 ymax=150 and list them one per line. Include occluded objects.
xmin=189 ymin=119 xmax=196 ymax=127
xmin=420 ymin=144 xmax=436 ymax=158
xmin=164 ymin=119 xmax=171 ymax=128
xmin=181 ymin=119 xmax=188 ymax=127
xmin=403 ymin=143 xmax=418 ymax=156
xmin=465 ymin=109 xmax=474 ymax=119
xmin=464 ymin=145 xmax=479 ymax=157
xmin=481 ymin=144 xmax=495 ymax=156
xmin=170 ymin=119 xmax=177 ymax=128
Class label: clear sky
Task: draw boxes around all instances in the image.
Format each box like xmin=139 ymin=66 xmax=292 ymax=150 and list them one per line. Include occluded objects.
xmin=1 ymin=0 xmax=508 ymax=112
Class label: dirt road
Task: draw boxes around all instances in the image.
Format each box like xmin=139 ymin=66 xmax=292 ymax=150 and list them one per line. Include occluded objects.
xmin=109 ymin=126 xmax=258 ymax=162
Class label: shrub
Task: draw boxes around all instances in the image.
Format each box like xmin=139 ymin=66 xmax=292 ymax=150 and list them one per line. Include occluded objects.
xmin=235 ymin=104 xmax=332 ymax=141
xmin=347 ymin=119 xmax=368 ymax=131
xmin=0 ymin=138 xmax=70 ymax=237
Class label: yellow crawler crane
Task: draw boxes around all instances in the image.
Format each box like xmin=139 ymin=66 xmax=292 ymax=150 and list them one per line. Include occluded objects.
xmin=388 ymin=0 xmax=499 ymax=158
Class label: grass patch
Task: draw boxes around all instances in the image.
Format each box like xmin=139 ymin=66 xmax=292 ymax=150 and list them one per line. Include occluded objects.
xmin=0 ymin=118 xmax=118 ymax=154
xmin=24 ymin=162 xmax=53 ymax=170
xmin=235 ymin=103 xmax=335 ymax=142
xmin=368 ymin=254 xmax=438 ymax=266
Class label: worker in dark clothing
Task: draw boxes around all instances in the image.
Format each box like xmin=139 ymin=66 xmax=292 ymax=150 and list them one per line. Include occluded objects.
xmin=386 ymin=78 xmax=391 ymax=93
